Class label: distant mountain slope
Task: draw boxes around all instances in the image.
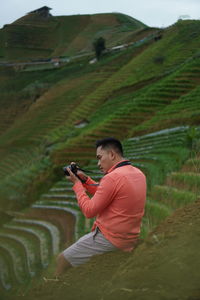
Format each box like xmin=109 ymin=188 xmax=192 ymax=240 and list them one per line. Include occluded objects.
xmin=0 ymin=12 xmax=147 ymax=60
xmin=1 ymin=20 xmax=199 ymax=149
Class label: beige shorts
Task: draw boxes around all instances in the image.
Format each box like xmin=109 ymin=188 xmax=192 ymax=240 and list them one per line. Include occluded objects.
xmin=63 ymin=227 xmax=118 ymax=267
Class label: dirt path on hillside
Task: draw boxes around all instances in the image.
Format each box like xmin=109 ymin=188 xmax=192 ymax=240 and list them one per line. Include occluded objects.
xmin=7 ymin=199 xmax=200 ymax=300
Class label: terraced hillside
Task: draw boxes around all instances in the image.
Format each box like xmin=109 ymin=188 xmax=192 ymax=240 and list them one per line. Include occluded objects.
xmin=0 ymin=19 xmax=200 ymax=213
xmin=0 ymin=11 xmax=146 ymax=61
xmin=0 ymin=13 xmax=200 ymax=297
xmin=1 ymin=126 xmax=199 ymax=297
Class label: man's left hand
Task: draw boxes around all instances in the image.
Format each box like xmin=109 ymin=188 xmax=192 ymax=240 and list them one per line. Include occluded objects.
xmin=66 ymin=167 xmax=80 ymax=184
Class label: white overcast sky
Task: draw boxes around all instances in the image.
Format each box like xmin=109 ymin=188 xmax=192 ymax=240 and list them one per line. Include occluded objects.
xmin=0 ymin=0 xmax=199 ymax=29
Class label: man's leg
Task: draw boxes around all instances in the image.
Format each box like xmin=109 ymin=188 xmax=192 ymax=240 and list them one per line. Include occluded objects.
xmin=55 ymin=253 xmax=72 ymax=277
xmin=55 ymin=229 xmax=118 ymax=277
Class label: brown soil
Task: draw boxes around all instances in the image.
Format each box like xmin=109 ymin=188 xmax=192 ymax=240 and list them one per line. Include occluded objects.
xmin=7 ymin=199 xmax=200 ymax=300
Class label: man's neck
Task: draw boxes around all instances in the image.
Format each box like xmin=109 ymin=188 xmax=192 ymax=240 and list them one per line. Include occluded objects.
xmin=107 ymin=158 xmax=126 ymax=173
xmin=113 ymin=157 xmax=125 ymax=166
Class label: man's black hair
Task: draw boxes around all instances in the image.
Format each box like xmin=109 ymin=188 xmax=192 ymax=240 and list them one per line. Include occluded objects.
xmin=96 ymin=137 xmax=124 ymax=156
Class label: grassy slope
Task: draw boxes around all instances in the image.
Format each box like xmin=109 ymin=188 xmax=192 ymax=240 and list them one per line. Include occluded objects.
xmin=6 ymin=199 xmax=200 ymax=300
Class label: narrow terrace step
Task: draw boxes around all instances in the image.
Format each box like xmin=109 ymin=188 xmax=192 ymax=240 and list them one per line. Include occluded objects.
xmin=0 ymin=236 xmax=31 ymax=281
xmin=0 ymin=244 xmax=25 ymax=285
xmin=126 ymin=129 xmax=188 ymax=142
xmin=0 ymin=255 xmax=12 ymax=290
xmin=125 ymin=145 xmax=186 ymax=156
xmin=47 ymin=183 xmax=74 ymax=191
xmin=26 ymin=206 xmax=76 ymax=246
xmin=14 ymin=219 xmax=60 ymax=255
xmin=151 ymin=185 xmax=197 ymax=209
xmin=41 ymin=194 xmax=76 ymax=201
xmin=182 ymin=158 xmax=200 ymax=173
xmin=166 ymin=172 xmax=200 ymax=194
xmin=0 ymin=229 xmax=37 ymax=276
xmin=2 ymin=225 xmax=43 ymax=271
xmin=60 ymin=152 xmax=94 ymax=159
xmin=56 ymin=155 xmax=92 ymax=166
xmin=124 ymin=138 xmax=186 ymax=152
xmin=124 ymin=126 xmax=188 ymax=146
xmin=54 ymin=181 xmax=73 ymax=188
xmin=49 ymin=187 xmax=74 ymax=194
xmin=4 ymin=221 xmax=54 ymax=268
xmin=31 ymin=203 xmax=83 ymax=240
xmin=36 ymin=200 xmax=79 ymax=210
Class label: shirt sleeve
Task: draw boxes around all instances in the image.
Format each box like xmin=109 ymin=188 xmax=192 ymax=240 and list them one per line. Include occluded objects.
xmin=73 ymin=175 xmax=116 ymax=218
xmin=83 ymin=176 xmax=98 ymax=195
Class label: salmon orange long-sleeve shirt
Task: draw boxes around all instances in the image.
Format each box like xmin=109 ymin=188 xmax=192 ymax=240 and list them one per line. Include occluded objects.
xmin=72 ymin=161 xmax=146 ymax=252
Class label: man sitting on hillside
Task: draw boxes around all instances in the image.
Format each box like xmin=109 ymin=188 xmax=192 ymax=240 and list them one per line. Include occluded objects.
xmin=55 ymin=137 xmax=146 ymax=276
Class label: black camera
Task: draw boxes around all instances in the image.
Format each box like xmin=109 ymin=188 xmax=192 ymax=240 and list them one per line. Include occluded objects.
xmin=63 ymin=163 xmax=79 ymax=176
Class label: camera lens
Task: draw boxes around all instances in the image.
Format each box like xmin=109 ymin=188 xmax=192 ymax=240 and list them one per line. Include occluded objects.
xmin=63 ymin=163 xmax=78 ymax=176
xmin=63 ymin=166 xmax=70 ymax=176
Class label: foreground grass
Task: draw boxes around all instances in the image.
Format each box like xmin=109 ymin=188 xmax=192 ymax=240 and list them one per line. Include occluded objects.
xmin=5 ymin=199 xmax=200 ymax=300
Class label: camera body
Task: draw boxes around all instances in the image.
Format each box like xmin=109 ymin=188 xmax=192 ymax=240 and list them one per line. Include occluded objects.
xmin=63 ymin=163 xmax=78 ymax=176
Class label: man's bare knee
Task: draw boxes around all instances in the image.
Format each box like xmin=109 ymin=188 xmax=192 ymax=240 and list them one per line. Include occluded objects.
xmin=55 ymin=253 xmax=72 ymax=277
xmin=57 ymin=252 xmax=72 ymax=268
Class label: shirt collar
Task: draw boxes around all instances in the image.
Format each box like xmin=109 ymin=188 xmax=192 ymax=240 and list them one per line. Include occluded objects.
xmin=107 ymin=159 xmax=127 ymax=174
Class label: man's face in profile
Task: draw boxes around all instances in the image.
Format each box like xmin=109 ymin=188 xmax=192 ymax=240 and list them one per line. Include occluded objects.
xmin=96 ymin=146 xmax=114 ymax=174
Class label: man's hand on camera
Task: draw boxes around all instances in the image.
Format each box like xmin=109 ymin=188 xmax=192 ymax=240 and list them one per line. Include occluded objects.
xmin=66 ymin=167 xmax=80 ymax=184
xmin=76 ymin=170 xmax=88 ymax=183
xmin=70 ymin=162 xmax=88 ymax=183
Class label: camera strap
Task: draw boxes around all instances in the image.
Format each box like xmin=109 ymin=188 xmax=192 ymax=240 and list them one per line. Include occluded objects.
xmin=83 ymin=160 xmax=132 ymax=186
xmin=113 ymin=160 xmax=132 ymax=169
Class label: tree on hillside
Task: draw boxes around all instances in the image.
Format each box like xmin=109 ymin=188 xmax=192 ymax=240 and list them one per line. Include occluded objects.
xmin=93 ymin=37 xmax=106 ymax=60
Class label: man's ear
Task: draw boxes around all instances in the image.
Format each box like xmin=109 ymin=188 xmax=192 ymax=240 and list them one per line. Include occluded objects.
xmin=109 ymin=150 xmax=116 ymax=161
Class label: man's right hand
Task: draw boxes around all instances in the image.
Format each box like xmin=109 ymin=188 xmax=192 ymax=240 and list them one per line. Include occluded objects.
xmin=71 ymin=162 xmax=88 ymax=183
